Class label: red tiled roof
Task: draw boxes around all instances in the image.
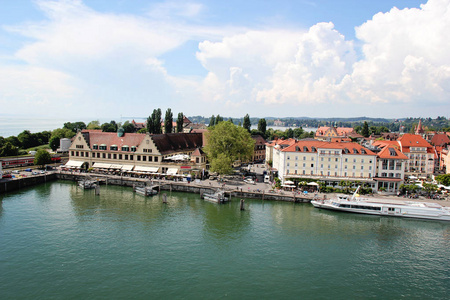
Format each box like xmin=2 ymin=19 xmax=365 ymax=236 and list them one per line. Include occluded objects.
xmin=398 ymin=134 xmax=433 ymax=153
xmin=377 ymin=146 xmax=408 ymax=160
xmin=81 ymin=130 xmax=145 ymax=148
xmin=282 ymin=140 xmax=376 ymax=155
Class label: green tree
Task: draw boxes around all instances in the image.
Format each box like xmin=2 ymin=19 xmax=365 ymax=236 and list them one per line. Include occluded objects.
xmin=362 ymin=121 xmax=369 ymax=137
xmin=34 ymin=149 xmax=52 ymax=168
xmin=215 ymin=114 xmax=223 ymax=125
xmin=257 ymin=118 xmax=267 ymax=136
xmin=147 ymin=114 xmax=154 ymax=134
xmin=64 ymin=121 xmax=86 ymax=132
xmin=49 ymin=136 xmax=60 ymax=152
xmin=0 ymin=141 xmax=19 ymax=157
xmin=243 ymin=114 xmax=251 ymax=133
xmin=51 ymin=128 xmax=75 ymax=140
xmin=209 ymin=115 xmax=215 ymax=127
xmin=101 ymin=121 xmax=118 ymax=132
xmin=122 ymin=121 xmax=135 ymax=133
xmin=204 ymin=121 xmax=255 ymax=175
xmin=164 ymin=108 xmax=173 ymax=133
xmin=435 ymin=174 xmax=450 ymax=186
xmin=177 ymin=113 xmax=184 ymax=133
xmin=87 ymin=120 xmax=101 ymax=130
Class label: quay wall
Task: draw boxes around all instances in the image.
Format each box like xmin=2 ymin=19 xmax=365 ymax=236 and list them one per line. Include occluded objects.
xmin=1 ymin=172 xmax=311 ymax=203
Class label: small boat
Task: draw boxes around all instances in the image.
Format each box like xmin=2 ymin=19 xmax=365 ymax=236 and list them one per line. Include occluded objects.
xmin=311 ymin=187 xmax=450 ymax=222
xmin=135 ymin=186 xmax=158 ymax=196
xmin=78 ymin=180 xmax=97 ymax=189
xmin=202 ymin=190 xmax=228 ymax=203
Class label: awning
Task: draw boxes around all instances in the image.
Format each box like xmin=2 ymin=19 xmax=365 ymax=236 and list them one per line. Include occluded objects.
xmin=167 ymin=168 xmax=178 ymax=175
xmin=109 ymin=164 xmax=123 ymax=169
xmin=65 ymin=160 xmax=84 ymax=168
xmin=307 ymin=182 xmax=319 ymax=186
xmin=121 ymin=165 xmax=134 ymax=171
xmin=134 ymin=166 xmax=159 ymax=173
xmin=92 ymin=162 xmax=111 ymax=169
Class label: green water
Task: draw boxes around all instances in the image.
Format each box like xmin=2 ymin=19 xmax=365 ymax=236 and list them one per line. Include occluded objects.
xmin=1 ymin=181 xmax=449 ymax=299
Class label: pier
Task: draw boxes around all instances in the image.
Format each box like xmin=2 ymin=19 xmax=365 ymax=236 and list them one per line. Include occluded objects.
xmin=1 ymin=171 xmax=311 ymax=203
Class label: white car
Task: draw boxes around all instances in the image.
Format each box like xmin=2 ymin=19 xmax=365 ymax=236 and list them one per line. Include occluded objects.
xmin=244 ymin=178 xmax=256 ymax=185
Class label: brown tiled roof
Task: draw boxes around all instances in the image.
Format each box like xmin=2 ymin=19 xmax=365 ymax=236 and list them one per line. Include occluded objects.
xmin=430 ymin=133 xmax=450 ymax=147
xmin=151 ymin=133 xmax=203 ymax=155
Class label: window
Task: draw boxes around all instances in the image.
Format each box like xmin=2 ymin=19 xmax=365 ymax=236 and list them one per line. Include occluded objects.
xmin=143 ymin=156 xmax=146 ymax=161
xmin=113 ymin=154 xmax=117 ymax=159
xmin=108 ymin=154 xmax=111 ymax=159
xmin=303 ymin=156 xmax=306 ymax=160
xmin=137 ymin=155 xmax=141 ymax=161
xmin=154 ymin=157 xmax=158 ymax=162
xmin=119 ymin=154 xmax=122 ymax=160
xmin=311 ymin=164 xmax=314 ymax=167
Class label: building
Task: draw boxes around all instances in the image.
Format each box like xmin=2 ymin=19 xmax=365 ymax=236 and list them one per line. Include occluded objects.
xmin=314 ymin=126 xmax=362 ymax=141
xmin=397 ymin=133 xmax=435 ymax=179
xmin=251 ymin=135 xmax=266 ymax=162
xmin=272 ymin=140 xmax=378 ymax=190
xmin=66 ymin=130 xmax=207 ymax=176
xmin=373 ymin=146 xmax=408 ymax=192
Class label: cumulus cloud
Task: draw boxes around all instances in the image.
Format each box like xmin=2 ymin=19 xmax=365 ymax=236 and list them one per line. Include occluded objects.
xmin=195 ymin=0 xmax=450 ymax=116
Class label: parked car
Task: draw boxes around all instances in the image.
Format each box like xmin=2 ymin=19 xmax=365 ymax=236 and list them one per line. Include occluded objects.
xmin=244 ymin=178 xmax=256 ymax=185
xmin=32 ymin=171 xmax=39 ymax=175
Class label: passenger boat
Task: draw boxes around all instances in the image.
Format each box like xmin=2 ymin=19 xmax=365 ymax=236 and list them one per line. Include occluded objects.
xmin=78 ymin=180 xmax=97 ymax=189
xmin=202 ymin=190 xmax=228 ymax=203
xmin=311 ymin=187 xmax=450 ymax=221
xmin=135 ymin=186 xmax=158 ymax=196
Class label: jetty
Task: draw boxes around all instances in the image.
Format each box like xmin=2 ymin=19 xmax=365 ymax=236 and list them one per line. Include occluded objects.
xmin=1 ymin=171 xmax=311 ymax=203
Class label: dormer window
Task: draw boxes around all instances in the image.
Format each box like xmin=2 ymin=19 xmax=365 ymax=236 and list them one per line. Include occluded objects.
xmin=92 ymin=144 xmax=98 ymax=150
xmin=110 ymin=145 xmax=118 ymax=151
xmin=121 ymin=145 xmax=129 ymax=152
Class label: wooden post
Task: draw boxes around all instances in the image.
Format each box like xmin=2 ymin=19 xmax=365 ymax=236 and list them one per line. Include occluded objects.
xmin=240 ymin=199 xmax=245 ymax=211
xmin=262 ymin=190 xmax=265 ymax=201
xmin=163 ymin=193 xmax=167 ymax=204
xmin=95 ymin=185 xmax=100 ymax=195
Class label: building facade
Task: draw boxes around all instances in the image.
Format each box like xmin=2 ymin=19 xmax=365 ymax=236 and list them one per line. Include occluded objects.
xmin=67 ymin=130 xmax=207 ymax=176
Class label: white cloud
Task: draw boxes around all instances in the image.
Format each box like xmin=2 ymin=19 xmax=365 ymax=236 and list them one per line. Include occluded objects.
xmin=194 ymin=0 xmax=450 ymax=117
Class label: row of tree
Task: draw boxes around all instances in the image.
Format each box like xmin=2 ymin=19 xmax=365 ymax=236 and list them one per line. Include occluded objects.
xmin=146 ymin=108 xmax=185 ymax=134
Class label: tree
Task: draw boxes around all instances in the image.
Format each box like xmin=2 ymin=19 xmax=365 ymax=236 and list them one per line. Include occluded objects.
xmin=147 ymin=115 xmax=154 ymax=134
xmin=204 ymin=121 xmax=255 ymax=175
xmin=34 ymin=149 xmax=52 ymax=168
xmin=64 ymin=121 xmax=86 ymax=132
xmin=243 ymin=114 xmax=251 ymax=133
xmin=362 ymin=121 xmax=369 ymax=137
xmin=164 ymin=108 xmax=173 ymax=133
xmin=258 ymin=118 xmax=267 ymax=136
xmin=435 ymin=174 xmax=450 ymax=186
xmin=177 ymin=113 xmax=184 ymax=133
xmin=215 ymin=114 xmax=223 ymax=125
xmin=101 ymin=121 xmax=117 ymax=132
xmin=87 ymin=120 xmax=101 ymax=130
xmin=209 ymin=115 xmax=215 ymax=127
xmin=0 ymin=141 xmax=19 ymax=157
xmin=49 ymin=136 xmax=60 ymax=152
xmin=51 ymin=128 xmax=75 ymax=140
xmin=122 ymin=121 xmax=135 ymax=133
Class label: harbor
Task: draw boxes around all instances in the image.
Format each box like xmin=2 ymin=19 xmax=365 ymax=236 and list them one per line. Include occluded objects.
xmin=1 ymin=181 xmax=449 ymax=299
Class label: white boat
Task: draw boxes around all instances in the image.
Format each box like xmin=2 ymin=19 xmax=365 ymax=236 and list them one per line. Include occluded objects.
xmin=202 ymin=190 xmax=228 ymax=203
xmin=135 ymin=186 xmax=158 ymax=196
xmin=311 ymin=187 xmax=450 ymax=222
xmin=78 ymin=180 xmax=97 ymax=189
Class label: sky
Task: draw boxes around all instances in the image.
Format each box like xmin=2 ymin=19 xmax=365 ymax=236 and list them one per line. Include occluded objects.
xmin=1 ymin=0 xmax=449 ymax=122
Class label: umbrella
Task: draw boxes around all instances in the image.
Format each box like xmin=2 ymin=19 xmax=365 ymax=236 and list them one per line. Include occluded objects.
xmin=307 ymin=182 xmax=319 ymax=186
xmin=284 ymin=180 xmax=294 ymax=185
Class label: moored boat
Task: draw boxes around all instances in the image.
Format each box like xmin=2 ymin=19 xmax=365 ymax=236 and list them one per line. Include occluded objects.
xmin=311 ymin=187 xmax=450 ymax=221
xmin=202 ymin=190 xmax=228 ymax=203
xmin=135 ymin=186 xmax=158 ymax=196
xmin=78 ymin=180 xmax=97 ymax=189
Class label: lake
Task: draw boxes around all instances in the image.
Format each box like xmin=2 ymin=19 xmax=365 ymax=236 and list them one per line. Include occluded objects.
xmin=1 ymin=181 xmax=449 ymax=299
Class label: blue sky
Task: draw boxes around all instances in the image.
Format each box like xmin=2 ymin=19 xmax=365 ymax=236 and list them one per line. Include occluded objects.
xmin=1 ymin=0 xmax=449 ymax=122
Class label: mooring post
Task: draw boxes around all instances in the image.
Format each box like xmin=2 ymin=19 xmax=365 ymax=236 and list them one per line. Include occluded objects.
xmin=95 ymin=185 xmax=100 ymax=195
xmin=262 ymin=190 xmax=265 ymax=201
xmin=163 ymin=193 xmax=167 ymax=204
xmin=240 ymin=199 xmax=245 ymax=211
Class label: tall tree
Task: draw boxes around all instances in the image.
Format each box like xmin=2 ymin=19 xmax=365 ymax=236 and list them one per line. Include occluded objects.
xmin=215 ymin=114 xmax=223 ymax=125
xmin=164 ymin=108 xmax=173 ymax=133
xmin=49 ymin=136 xmax=60 ymax=152
xmin=204 ymin=121 xmax=255 ymax=175
xmin=257 ymin=118 xmax=267 ymax=136
xmin=87 ymin=120 xmax=101 ymax=130
xmin=151 ymin=108 xmax=162 ymax=134
xmin=177 ymin=113 xmax=184 ymax=133
xmin=243 ymin=114 xmax=251 ymax=133
xmin=64 ymin=121 xmax=86 ymax=132
xmin=362 ymin=121 xmax=369 ymax=137
xmin=209 ymin=115 xmax=215 ymax=127
xmin=147 ymin=114 xmax=154 ymax=134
